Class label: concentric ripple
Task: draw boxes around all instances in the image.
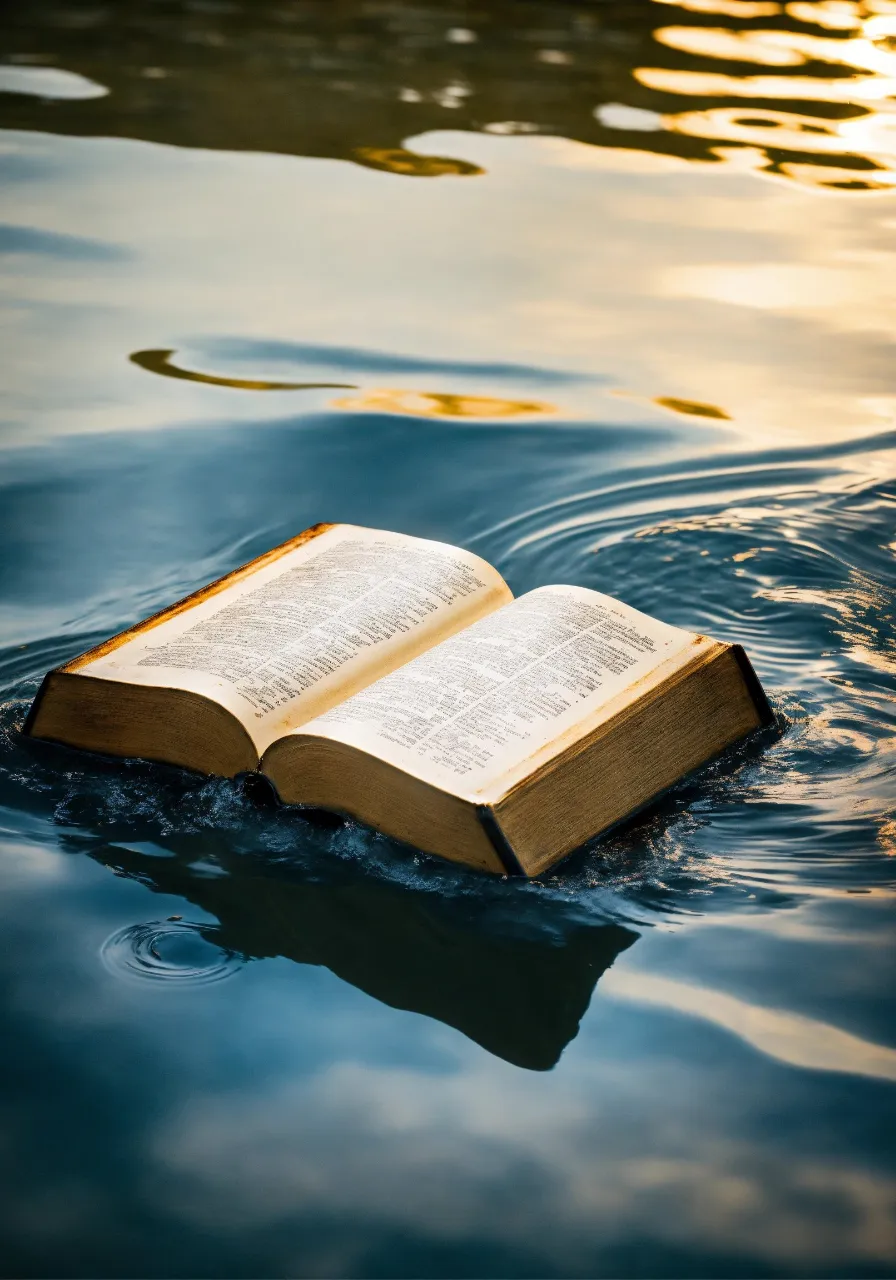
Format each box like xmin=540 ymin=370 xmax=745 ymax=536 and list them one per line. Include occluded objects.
xmin=101 ymin=920 xmax=245 ymax=986
xmin=483 ymin=447 xmax=896 ymax=686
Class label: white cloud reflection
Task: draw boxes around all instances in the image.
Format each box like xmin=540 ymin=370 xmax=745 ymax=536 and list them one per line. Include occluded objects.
xmin=147 ymin=1045 xmax=896 ymax=1272
xmin=603 ymin=967 xmax=896 ymax=1081
xmin=0 ymin=65 xmax=108 ymax=100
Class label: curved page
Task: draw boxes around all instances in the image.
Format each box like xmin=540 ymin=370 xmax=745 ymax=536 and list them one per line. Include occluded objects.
xmin=299 ymin=586 xmax=694 ymax=797
xmin=78 ymin=525 xmax=511 ymax=753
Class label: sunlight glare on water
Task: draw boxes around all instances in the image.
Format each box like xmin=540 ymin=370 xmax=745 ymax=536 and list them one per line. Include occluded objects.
xmin=0 ymin=1 xmax=894 ymax=1277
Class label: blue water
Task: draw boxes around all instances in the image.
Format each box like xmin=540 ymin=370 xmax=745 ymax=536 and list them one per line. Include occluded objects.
xmin=1 ymin=2 xmax=895 ymax=1276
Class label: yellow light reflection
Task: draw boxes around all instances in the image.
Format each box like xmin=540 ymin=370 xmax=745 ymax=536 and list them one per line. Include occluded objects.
xmin=658 ymin=24 xmax=896 ymax=73
xmin=635 ymin=66 xmax=896 ymax=102
xmin=653 ymin=395 xmax=732 ymax=419
xmin=129 ymin=349 xmax=356 ymax=391
xmin=331 ymin=388 xmax=555 ymax=418
xmin=636 ymin=1 xmax=896 ymax=193
xmin=785 ymin=0 xmax=863 ymax=29
xmin=655 ymin=26 xmax=807 ymax=65
xmin=666 ymin=106 xmax=889 ymax=159
xmin=866 ymin=13 xmax=896 ymax=42
xmin=612 ymin=389 xmax=733 ymax=420
xmin=654 ymin=0 xmax=783 ymax=15
xmin=352 ymin=147 xmax=484 ymax=177
xmin=128 ymin=356 xmax=555 ymax=419
xmin=659 ymin=27 xmax=896 ymax=75
xmin=775 ymin=159 xmax=895 ymax=189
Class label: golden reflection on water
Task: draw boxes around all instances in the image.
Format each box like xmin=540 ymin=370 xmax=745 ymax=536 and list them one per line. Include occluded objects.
xmin=4 ymin=0 xmax=896 ymax=446
xmin=331 ymin=389 xmax=555 ymax=419
xmin=654 ymin=0 xmax=784 ymax=14
xmin=655 ymin=23 xmax=896 ymax=70
xmin=352 ymin=147 xmax=484 ymax=178
xmin=666 ymin=106 xmax=894 ymax=159
xmin=129 ymin=349 xmax=356 ymax=391
xmin=653 ymin=396 xmax=732 ymax=419
xmin=128 ymin=355 xmax=556 ymax=419
xmin=613 ymin=390 xmax=733 ymax=420
xmin=636 ymin=67 xmax=896 ymax=102
xmin=785 ymin=0 xmax=873 ymax=29
xmin=637 ymin=0 xmax=896 ymax=191
xmin=5 ymin=0 xmax=896 ymax=195
xmin=656 ymin=26 xmax=807 ymax=63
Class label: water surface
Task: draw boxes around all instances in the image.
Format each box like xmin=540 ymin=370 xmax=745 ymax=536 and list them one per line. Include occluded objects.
xmin=1 ymin=2 xmax=895 ymax=1277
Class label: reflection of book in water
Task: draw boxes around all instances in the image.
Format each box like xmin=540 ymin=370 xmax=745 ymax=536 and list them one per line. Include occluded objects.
xmin=88 ymin=837 xmax=637 ymax=1071
xmin=27 ymin=523 xmax=772 ymax=876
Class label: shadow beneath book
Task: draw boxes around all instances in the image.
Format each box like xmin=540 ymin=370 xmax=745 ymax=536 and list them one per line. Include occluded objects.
xmin=79 ymin=826 xmax=637 ymax=1071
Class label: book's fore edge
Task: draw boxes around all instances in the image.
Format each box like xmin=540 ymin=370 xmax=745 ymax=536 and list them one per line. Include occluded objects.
xmin=22 ymin=523 xmax=337 ymax=739
xmin=515 ymin=642 xmax=772 ymax=879
xmin=23 ymin=674 xmax=261 ymax=773
xmin=486 ymin=634 xmax=774 ymax=815
xmin=475 ymin=805 xmax=528 ymax=877
xmin=729 ymin=643 xmax=775 ymax=726
xmin=533 ymin=660 xmax=772 ymax=877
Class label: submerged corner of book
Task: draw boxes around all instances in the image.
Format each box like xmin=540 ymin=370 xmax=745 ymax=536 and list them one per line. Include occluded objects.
xmin=475 ymin=803 xmax=531 ymax=877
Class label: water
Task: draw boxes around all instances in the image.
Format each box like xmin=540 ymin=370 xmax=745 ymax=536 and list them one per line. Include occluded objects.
xmin=1 ymin=1 xmax=895 ymax=1275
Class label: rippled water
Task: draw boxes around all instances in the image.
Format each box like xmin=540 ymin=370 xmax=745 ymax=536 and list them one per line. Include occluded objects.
xmin=1 ymin=2 xmax=895 ymax=1277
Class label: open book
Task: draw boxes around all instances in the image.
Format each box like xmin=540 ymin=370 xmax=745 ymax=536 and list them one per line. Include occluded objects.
xmin=25 ymin=523 xmax=772 ymax=876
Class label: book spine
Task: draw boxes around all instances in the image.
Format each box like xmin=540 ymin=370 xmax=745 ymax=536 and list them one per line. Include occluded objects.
xmin=729 ymin=644 xmax=775 ymax=726
xmin=21 ymin=673 xmax=51 ymax=737
xmin=476 ymin=805 xmax=527 ymax=877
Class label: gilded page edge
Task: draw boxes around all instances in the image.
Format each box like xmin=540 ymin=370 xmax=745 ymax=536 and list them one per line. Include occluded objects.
xmin=60 ymin=523 xmax=338 ymax=674
xmin=26 ymin=670 xmax=261 ymax=775
xmin=516 ymin=642 xmax=769 ymax=877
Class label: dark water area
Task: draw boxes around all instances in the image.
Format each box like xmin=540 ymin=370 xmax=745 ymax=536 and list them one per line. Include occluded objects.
xmin=1 ymin=1 xmax=895 ymax=1276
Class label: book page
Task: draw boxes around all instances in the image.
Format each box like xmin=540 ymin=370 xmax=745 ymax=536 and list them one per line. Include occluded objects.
xmin=297 ymin=586 xmax=693 ymax=796
xmin=79 ymin=525 xmax=511 ymax=752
